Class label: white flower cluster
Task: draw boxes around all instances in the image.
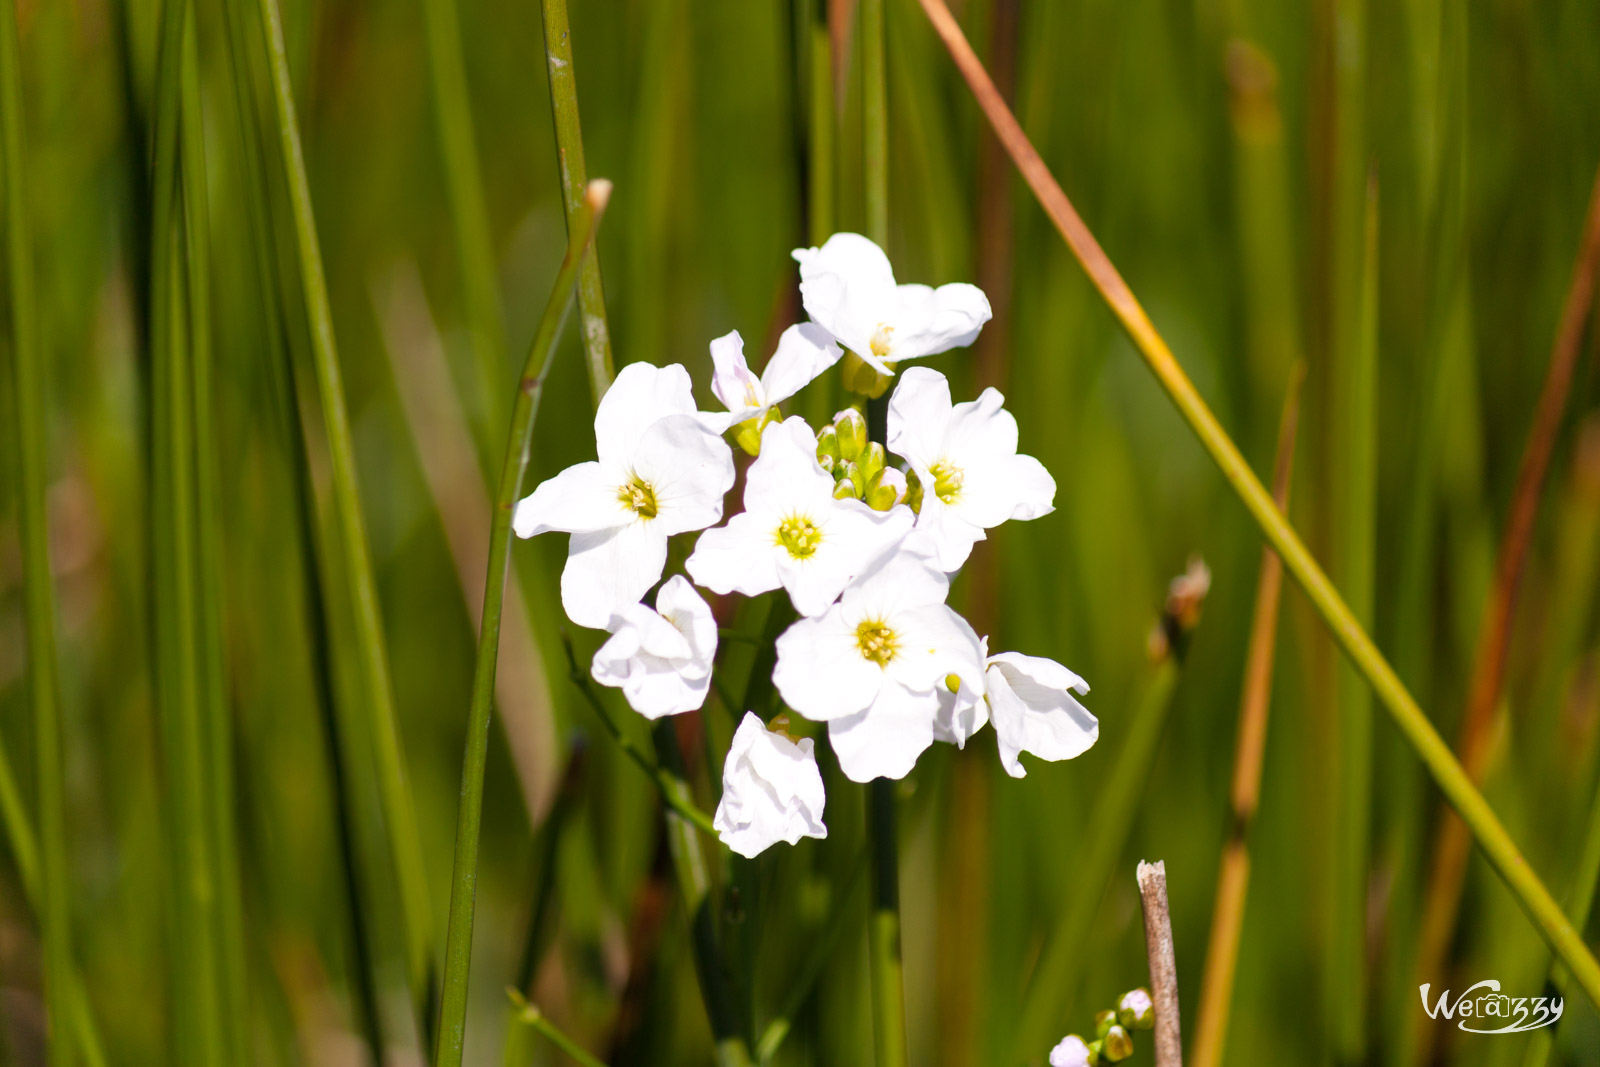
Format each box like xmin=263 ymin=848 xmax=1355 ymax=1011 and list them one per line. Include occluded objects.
xmin=514 ymin=233 xmax=1097 ymax=857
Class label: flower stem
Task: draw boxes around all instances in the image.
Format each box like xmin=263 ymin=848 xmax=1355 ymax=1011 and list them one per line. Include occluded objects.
xmin=541 ymin=0 xmax=614 ymax=405
xmin=0 ymin=4 xmax=83 ymax=1060
xmin=1136 ymin=861 xmax=1183 ymax=1067
xmin=654 ymin=720 xmax=756 ymax=1067
xmin=916 ymin=0 xmax=1600 ymax=1015
xmin=507 ymin=991 xmax=609 ymax=1067
xmin=558 ymin=633 xmax=716 ymax=836
xmin=433 ymin=181 xmax=610 ymax=1067
xmin=253 ymin=0 xmax=440 ymax=1041
xmin=1191 ymin=369 xmax=1301 ymax=1067
xmin=860 ymin=0 xmax=887 ymax=247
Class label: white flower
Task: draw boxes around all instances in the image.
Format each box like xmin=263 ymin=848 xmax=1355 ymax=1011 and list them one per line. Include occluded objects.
xmin=687 ymin=416 xmax=913 ymax=616
xmin=887 ymin=366 xmax=1056 ymax=571
xmin=590 ymin=576 xmax=717 ymax=718
xmin=1048 ymin=1034 xmax=1094 ymax=1067
xmin=933 ymin=631 xmax=989 ymax=748
xmin=772 ymin=545 xmax=982 ymax=782
xmin=1118 ymin=988 xmax=1154 ymax=1029
xmin=713 ymin=712 xmax=828 ymax=858
xmin=793 ymin=233 xmax=991 ymax=375
xmin=704 ymin=324 xmax=842 ymax=432
xmin=986 ymin=652 xmax=1097 ymax=778
xmin=513 ymin=362 xmax=736 ymax=628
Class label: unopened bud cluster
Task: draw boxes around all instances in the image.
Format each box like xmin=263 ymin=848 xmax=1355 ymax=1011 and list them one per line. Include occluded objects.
xmin=1049 ymin=989 xmax=1154 ymax=1066
xmin=815 ymin=409 xmax=907 ymax=511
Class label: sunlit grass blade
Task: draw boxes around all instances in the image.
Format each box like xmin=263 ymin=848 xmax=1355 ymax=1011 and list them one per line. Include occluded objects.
xmin=914 ymin=0 xmax=1600 ymax=1015
xmin=541 ymin=0 xmax=614 ymax=404
xmin=251 ymin=0 xmax=439 ymax=1042
xmin=419 ymin=0 xmax=508 ymax=451
xmin=1413 ymin=159 xmax=1600 ymax=1023
xmin=0 ymin=2 xmax=80 ymax=1058
xmin=1191 ymin=367 xmax=1302 ymax=1067
xmin=433 ymin=179 xmax=609 ymax=1067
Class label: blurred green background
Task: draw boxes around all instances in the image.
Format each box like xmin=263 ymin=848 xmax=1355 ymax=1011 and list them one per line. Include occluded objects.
xmin=2 ymin=0 xmax=1600 ymax=1063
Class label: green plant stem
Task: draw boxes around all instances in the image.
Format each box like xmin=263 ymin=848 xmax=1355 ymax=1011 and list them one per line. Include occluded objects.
xmin=507 ymin=992 xmax=609 ymax=1067
xmin=1522 ymin=766 xmax=1600 ymax=1067
xmin=180 ymin=36 xmax=251 ymax=1067
xmin=0 ymin=3 xmax=76 ymax=1061
xmin=915 ymin=0 xmax=1600 ymax=1014
xmin=1014 ymin=657 xmax=1183 ymax=1058
xmin=540 ymin=0 xmax=613 ymax=404
xmin=1328 ymin=170 xmax=1378 ymax=1061
xmin=860 ymin=0 xmax=887 ymax=246
xmin=253 ymin=0 xmax=439 ymax=1041
xmin=433 ymin=181 xmax=608 ymax=1067
xmin=755 ymin=853 xmax=868 ymax=1064
xmin=655 ymin=720 xmax=755 ymax=1067
xmin=559 ymin=635 xmax=717 ymax=837
xmin=418 ymin=0 xmax=507 ymax=453
xmin=807 ymin=19 xmax=835 ymax=246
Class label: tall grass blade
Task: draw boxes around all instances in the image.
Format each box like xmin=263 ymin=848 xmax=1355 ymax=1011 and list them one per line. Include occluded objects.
xmin=433 ymin=180 xmax=608 ymax=1067
xmin=914 ymin=0 xmax=1600 ymax=1014
xmin=251 ymin=0 xmax=439 ymax=1041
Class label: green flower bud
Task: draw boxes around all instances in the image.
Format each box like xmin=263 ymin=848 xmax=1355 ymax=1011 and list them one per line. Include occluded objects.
xmin=865 ymin=467 xmax=907 ymax=511
xmin=730 ymin=406 xmax=781 ymax=457
xmin=1100 ymin=1026 xmax=1133 ymax=1062
xmin=905 ymin=467 xmax=925 ymax=513
xmin=818 ymin=452 xmax=836 ymax=475
xmin=816 ymin=424 xmax=840 ymax=465
xmin=859 ymin=441 xmax=886 ymax=483
xmin=840 ymin=350 xmax=894 ymax=398
xmin=832 ymin=475 xmax=859 ymax=501
xmin=1117 ymin=988 xmax=1154 ymax=1031
xmin=1094 ymin=1010 xmax=1117 ymax=1039
xmin=841 ymin=459 xmax=866 ymax=499
xmin=834 ymin=408 xmax=867 ymax=463
xmin=1085 ymin=1039 xmax=1104 ymax=1065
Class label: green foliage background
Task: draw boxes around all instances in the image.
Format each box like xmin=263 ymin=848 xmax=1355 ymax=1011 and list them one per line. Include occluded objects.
xmin=2 ymin=0 xmax=1600 ymax=1063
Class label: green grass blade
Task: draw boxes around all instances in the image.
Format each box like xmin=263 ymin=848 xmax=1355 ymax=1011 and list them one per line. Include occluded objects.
xmin=433 ymin=180 xmax=608 ymax=1067
xmin=541 ymin=0 xmax=614 ymax=405
xmin=251 ymin=0 xmax=439 ymax=1042
xmin=0 ymin=2 xmax=78 ymax=1060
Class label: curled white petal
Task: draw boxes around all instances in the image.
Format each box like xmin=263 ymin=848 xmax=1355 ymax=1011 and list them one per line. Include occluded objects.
xmin=590 ymin=576 xmax=716 ymax=718
xmin=986 ymin=652 xmax=1097 ymax=778
xmin=713 ymin=713 xmax=828 ymax=858
xmin=933 ymin=632 xmax=989 ymax=747
xmin=760 ymin=323 xmax=844 ymax=405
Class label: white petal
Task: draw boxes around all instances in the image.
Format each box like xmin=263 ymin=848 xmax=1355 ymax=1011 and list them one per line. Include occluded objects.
xmin=885 ymin=366 xmax=954 ymax=470
xmin=986 ymin=652 xmax=1097 ymax=778
xmin=840 ymin=532 xmax=951 ymax=623
xmin=932 ymin=629 xmax=989 ymax=747
xmin=910 ymin=493 xmax=987 ymax=572
xmin=759 ymin=323 xmax=844 ymax=405
xmin=745 ymin=417 xmax=837 ymax=507
xmin=714 ymin=713 xmax=827 ymax=858
xmin=1049 ymin=1035 xmax=1095 ymax=1067
xmin=513 ymin=461 xmax=629 ymax=537
xmin=654 ymin=575 xmax=718 ymax=671
xmin=559 ymin=521 xmax=668 ymax=630
xmin=888 ymin=281 xmax=991 ymax=360
xmin=631 ymin=415 xmax=736 ymax=536
xmin=773 ymin=612 xmax=882 ymax=722
xmin=943 ymin=387 xmax=1018 ymax=461
xmin=957 ymin=453 xmax=1057 ymax=528
xmin=622 ymin=661 xmax=710 ymax=718
xmin=709 ymin=330 xmax=763 ymax=418
xmin=594 ymin=362 xmax=699 ymax=465
xmin=685 ymin=513 xmax=784 ymax=599
xmin=827 ymin=681 xmax=939 ymax=782
xmin=793 ymin=233 xmax=898 ymax=356
xmin=885 ymin=602 xmax=984 ymax=694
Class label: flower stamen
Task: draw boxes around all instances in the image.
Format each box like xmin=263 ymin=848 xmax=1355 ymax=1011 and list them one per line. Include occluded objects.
xmin=856 ymin=619 xmax=899 ymax=667
xmin=929 ymin=460 xmax=964 ymax=504
xmin=870 ymin=324 xmax=895 ymax=358
xmin=776 ymin=515 xmax=822 ymax=559
xmin=618 ymin=474 xmax=659 ymax=519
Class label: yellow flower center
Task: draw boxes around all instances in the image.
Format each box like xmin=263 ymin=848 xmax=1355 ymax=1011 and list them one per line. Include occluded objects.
xmin=870 ymin=324 xmax=895 ymax=358
xmin=617 ymin=474 xmax=659 ymax=519
xmin=776 ymin=515 xmax=822 ymax=559
xmin=855 ymin=619 xmax=899 ymax=667
xmin=929 ymin=461 xmax=964 ymax=504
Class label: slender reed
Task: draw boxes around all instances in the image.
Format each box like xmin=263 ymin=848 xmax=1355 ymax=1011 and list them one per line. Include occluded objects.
xmin=541 ymin=0 xmax=614 ymax=404
xmin=1137 ymin=861 xmax=1182 ymax=1067
xmin=1522 ymin=765 xmax=1600 ymax=1067
xmin=559 ymin=634 xmax=717 ymax=836
xmin=914 ymin=0 xmax=1600 ymax=1011
xmin=1191 ymin=369 xmax=1302 ymax=1067
xmin=1328 ymin=170 xmax=1378 ymax=1061
xmin=434 ymin=180 xmax=609 ymax=1067
xmin=0 ymin=2 xmax=76 ymax=1059
xmin=253 ymin=0 xmax=439 ymax=1039
xmin=1414 ymin=159 xmax=1600 ymax=1007
xmin=418 ymin=0 xmax=508 ymax=443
